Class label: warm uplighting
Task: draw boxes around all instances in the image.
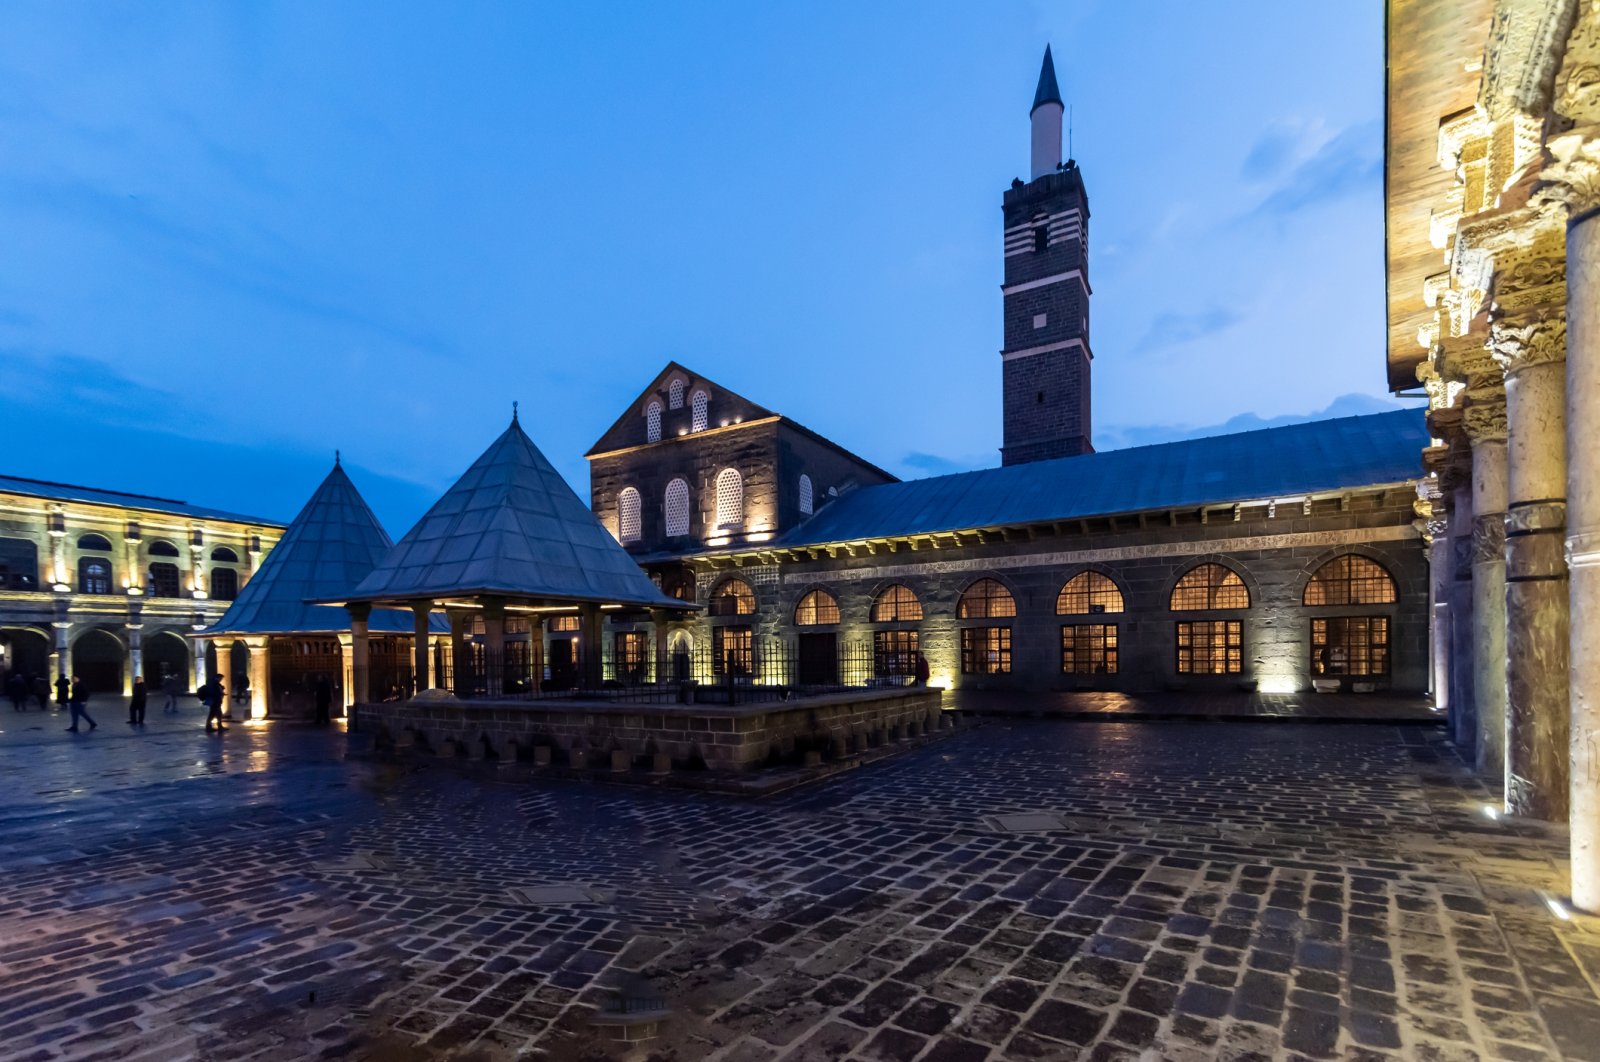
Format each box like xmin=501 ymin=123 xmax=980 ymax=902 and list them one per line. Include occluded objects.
xmin=1258 ymin=677 xmax=1299 ymax=695
xmin=1480 ymin=804 xmax=1501 ymax=821
xmin=1541 ymin=892 xmax=1572 ymax=922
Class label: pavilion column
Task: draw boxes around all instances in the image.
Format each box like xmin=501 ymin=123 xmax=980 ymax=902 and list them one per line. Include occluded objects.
xmin=482 ymin=598 xmax=506 ymax=697
xmin=1463 ymin=404 xmax=1509 ymax=781
xmin=579 ymin=602 xmax=603 ymax=690
xmin=348 ymin=604 xmax=371 ymax=707
xmin=650 ymin=608 xmax=671 ymax=684
xmin=411 ymin=601 xmax=431 ymax=692
xmin=529 ymin=616 xmax=545 ymax=688
xmin=244 ymin=635 xmax=270 ymax=720
xmin=447 ymin=609 xmax=471 ymax=696
xmin=1448 ymin=481 xmax=1477 ymax=752
xmin=1494 ymin=308 xmax=1571 ymax=820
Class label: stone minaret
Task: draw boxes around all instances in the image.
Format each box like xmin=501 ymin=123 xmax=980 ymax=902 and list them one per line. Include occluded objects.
xmin=1000 ymin=45 xmax=1093 ymax=466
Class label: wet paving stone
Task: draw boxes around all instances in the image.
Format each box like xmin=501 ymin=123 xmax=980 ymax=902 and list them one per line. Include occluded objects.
xmin=0 ymin=716 xmax=1596 ymax=1059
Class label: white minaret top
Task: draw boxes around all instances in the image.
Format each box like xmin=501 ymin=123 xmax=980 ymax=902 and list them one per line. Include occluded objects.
xmin=1030 ymin=45 xmax=1064 ymax=181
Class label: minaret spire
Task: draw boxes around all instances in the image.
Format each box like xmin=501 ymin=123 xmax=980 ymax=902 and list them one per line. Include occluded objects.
xmin=1030 ymin=45 xmax=1064 ymax=180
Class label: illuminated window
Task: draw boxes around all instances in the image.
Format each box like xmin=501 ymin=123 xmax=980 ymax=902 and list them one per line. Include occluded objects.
xmin=874 ymin=629 xmax=918 ymax=678
xmin=1170 ymin=563 xmax=1250 ymax=611
xmin=210 ymin=546 xmax=238 ymax=562
xmin=799 ymin=474 xmax=814 ymax=516
xmin=78 ymin=557 xmax=112 ymax=595
xmin=148 ymin=540 xmax=180 ymax=558
xmin=618 ymin=487 xmax=642 ymax=544
xmin=1303 ymin=555 xmax=1397 ymax=606
xmin=1312 ymin=617 xmax=1390 ymax=677
xmin=665 ymin=478 xmax=690 ymax=537
xmin=615 ymin=631 xmax=647 ymax=682
xmin=871 ymin=584 xmax=923 ymax=622
xmin=958 ymin=578 xmax=1017 ymax=619
xmin=1062 ymin=624 xmax=1117 ymax=674
xmin=147 ymin=562 xmax=181 ymax=598
xmin=668 ymin=379 xmax=685 ymax=409
xmin=1176 ymin=620 xmax=1242 ymax=674
xmin=794 ymin=589 xmax=840 ymax=626
xmin=77 ymin=533 xmax=112 ymax=551
xmin=645 ymin=401 xmax=662 ymax=443
xmin=961 ymin=626 xmax=1012 ymax=674
xmin=713 ymin=625 xmax=753 ymax=677
xmin=549 ymin=615 xmax=581 ymax=632
xmin=715 ymin=468 xmax=743 ymax=530
xmin=1057 ymin=571 xmax=1124 ymax=615
xmin=210 ymin=567 xmax=238 ymax=601
xmin=692 ymin=390 xmax=709 ymax=432
xmin=708 ymin=578 xmax=756 ymax=617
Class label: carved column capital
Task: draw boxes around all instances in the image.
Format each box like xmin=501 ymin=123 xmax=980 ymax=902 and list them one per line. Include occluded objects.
xmin=1540 ymin=128 xmax=1600 ymax=216
xmin=1491 ymin=308 xmax=1568 ymax=377
xmin=1463 ymin=397 xmax=1511 ymax=444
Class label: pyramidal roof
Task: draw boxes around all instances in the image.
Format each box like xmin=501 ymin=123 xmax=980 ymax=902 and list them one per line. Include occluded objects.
xmin=208 ymin=461 xmax=443 ymax=635
xmin=342 ymin=416 xmax=691 ymax=610
xmin=1032 ymin=44 xmax=1063 ymax=114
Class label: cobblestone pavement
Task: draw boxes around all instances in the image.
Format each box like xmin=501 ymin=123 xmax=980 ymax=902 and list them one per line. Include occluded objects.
xmin=2 ymin=715 xmax=1598 ymax=1061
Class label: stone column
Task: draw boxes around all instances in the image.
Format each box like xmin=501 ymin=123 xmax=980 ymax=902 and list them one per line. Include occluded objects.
xmin=529 ymin=616 xmax=545 ymax=688
xmin=410 ymin=601 xmax=431 ymax=692
xmin=579 ymin=602 xmax=604 ymax=690
xmin=1495 ymin=311 xmax=1571 ymax=819
xmin=124 ymin=522 xmax=142 ymax=595
xmin=650 ymin=608 xmax=671 ymax=685
xmin=1428 ymin=529 xmax=1452 ymax=711
xmin=191 ymin=634 xmax=208 ymax=689
xmin=125 ymin=622 xmax=143 ymax=696
xmin=244 ymin=636 xmax=270 ymax=720
xmin=348 ymin=605 xmax=371 ymax=707
xmin=51 ymin=616 xmax=68 ymax=681
xmin=446 ymin=610 xmax=471 ymax=695
xmin=1464 ymin=404 xmax=1510 ymax=781
xmin=1448 ymin=482 xmax=1478 ymax=751
xmin=482 ymin=598 xmax=506 ymax=697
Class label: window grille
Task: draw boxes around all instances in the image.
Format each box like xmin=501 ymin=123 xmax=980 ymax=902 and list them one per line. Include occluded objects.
xmin=1311 ymin=617 xmax=1390 ymax=676
xmin=147 ymin=562 xmax=181 ymax=598
xmin=668 ymin=379 xmax=685 ymax=409
xmin=715 ymin=468 xmax=743 ymax=529
xmin=618 ymin=487 xmax=642 ymax=543
xmin=1057 ymin=571 xmax=1124 ymax=614
xmin=78 ymin=558 xmax=112 ymax=595
xmin=210 ymin=567 xmax=238 ymax=601
xmin=708 ymin=578 xmax=756 ymax=616
xmin=712 ymin=625 xmax=753 ymax=677
xmin=1170 ymin=563 xmax=1250 ymax=610
xmin=960 ymin=626 xmax=1012 ymax=674
xmin=645 ymin=402 xmax=662 ymax=443
xmin=870 ymin=584 xmax=923 ymax=622
xmin=1061 ymin=624 xmax=1117 ymax=674
xmin=665 ymin=479 xmax=690 ymax=537
xmin=76 ymin=533 xmax=112 ymax=551
xmin=1176 ymin=620 xmax=1242 ymax=674
xmin=799 ymin=474 xmax=813 ymax=516
xmin=794 ymin=589 xmax=839 ymax=626
xmin=691 ymin=390 xmax=709 ymax=432
xmin=958 ymin=578 xmax=1017 ymax=619
xmin=873 ymin=629 xmax=918 ymax=678
xmin=614 ymin=631 xmax=648 ymax=682
xmin=1303 ymin=555 xmax=1397 ymax=606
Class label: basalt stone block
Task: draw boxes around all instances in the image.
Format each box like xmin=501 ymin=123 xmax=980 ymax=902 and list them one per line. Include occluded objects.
xmin=533 ymin=746 xmax=553 ymax=767
xmin=611 ymin=750 xmax=631 ymax=773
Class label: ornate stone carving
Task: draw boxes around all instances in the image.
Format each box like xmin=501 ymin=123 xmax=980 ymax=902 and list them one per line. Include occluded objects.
xmin=1480 ymin=1 xmax=1581 ymax=125
xmin=1541 ymin=129 xmax=1600 ymax=214
xmin=1463 ymin=398 xmax=1511 ymax=443
xmin=1556 ymin=1 xmax=1600 ymax=125
xmin=1491 ymin=310 xmax=1568 ymax=375
xmin=1473 ymin=513 xmax=1509 ymax=562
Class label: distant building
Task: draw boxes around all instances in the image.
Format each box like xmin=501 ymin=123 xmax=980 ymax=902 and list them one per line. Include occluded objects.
xmin=0 ymin=474 xmax=284 ymax=696
xmin=586 ymin=48 xmax=1432 ymax=695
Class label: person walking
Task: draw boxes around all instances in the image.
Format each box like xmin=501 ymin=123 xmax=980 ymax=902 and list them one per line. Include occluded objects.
xmin=202 ymin=675 xmax=227 ymax=733
xmin=33 ymin=674 xmax=51 ymax=712
xmin=7 ymin=670 xmax=26 ymax=711
xmin=127 ymin=676 xmax=147 ymax=726
xmin=914 ymin=652 xmax=931 ymax=687
xmin=65 ymin=675 xmax=96 ymax=732
xmin=162 ymin=673 xmax=179 ymax=713
xmin=313 ymin=675 xmax=332 ymax=726
xmin=55 ymin=674 xmax=70 ymax=709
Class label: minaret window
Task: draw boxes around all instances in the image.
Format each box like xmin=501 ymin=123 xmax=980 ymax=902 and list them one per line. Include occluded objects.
xmin=1033 ymin=225 xmax=1048 ymax=252
xmin=668 ymin=379 xmax=685 ymax=409
xmin=618 ymin=487 xmax=642 ymax=544
xmin=664 ymin=478 xmax=690 ymax=537
xmin=714 ymin=469 xmax=743 ymax=530
xmin=799 ymin=474 xmax=814 ymax=516
xmin=691 ymin=390 xmax=709 ymax=432
xmin=645 ymin=401 xmax=662 ymax=443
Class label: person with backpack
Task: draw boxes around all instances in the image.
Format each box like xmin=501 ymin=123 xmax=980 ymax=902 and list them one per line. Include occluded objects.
xmin=201 ymin=675 xmax=227 ymax=733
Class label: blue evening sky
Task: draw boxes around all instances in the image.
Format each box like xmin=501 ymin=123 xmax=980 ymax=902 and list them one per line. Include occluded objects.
xmin=1 ymin=2 xmax=1391 ymax=534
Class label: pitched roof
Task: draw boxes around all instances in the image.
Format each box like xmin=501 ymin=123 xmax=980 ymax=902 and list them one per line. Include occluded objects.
xmin=586 ymin=360 xmax=777 ymax=458
xmin=0 ymin=473 xmax=281 ymax=527
xmin=343 ymin=416 xmax=692 ymax=610
xmin=206 ymin=462 xmax=441 ymax=635
xmin=777 ymin=408 xmax=1428 ymax=548
xmin=1032 ymin=44 xmax=1063 ymax=114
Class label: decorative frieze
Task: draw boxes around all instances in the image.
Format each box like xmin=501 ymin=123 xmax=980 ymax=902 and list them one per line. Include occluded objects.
xmin=1491 ymin=310 xmax=1568 ymax=377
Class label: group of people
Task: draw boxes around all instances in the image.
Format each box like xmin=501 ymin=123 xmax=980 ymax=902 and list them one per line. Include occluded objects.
xmin=0 ymin=668 xmax=232 ymax=733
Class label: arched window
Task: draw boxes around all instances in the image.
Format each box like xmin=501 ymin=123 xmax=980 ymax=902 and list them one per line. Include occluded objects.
xmin=645 ymin=401 xmax=663 ymax=443
xmin=715 ymin=469 xmax=743 ymax=530
xmin=147 ymin=562 xmax=181 ymax=598
xmin=1170 ymin=563 xmax=1250 ymax=610
xmin=691 ymin=390 xmax=709 ymax=432
xmin=77 ymin=533 xmax=113 ymax=551
xmin=794 ymin=589 xmax=839 ymax=626
xmin=78 ymin=557 xmax=112 ymax=595
xmin=665 ymin=478 xmax=690 ymax=537
xmin=210 ymin=546 xmax=239 ymax=562
xmin=799 ymin=474 xmax=814 ymax=516
xmin=668 ymin=379 xmax=686 ymax=409
xmin=871 ymin=584 xmax=923 ymax=622
xmin=0 ymin=538 xmax=38 ymax=591
xmin=211 ymin=567 xmax=238 ymax=601
xmin=708 ymin=578 xmax=756 ymax=617
xmin=958 ymin=578 xmax=1017 ymax=619
xmin=147 ymin=540 xmax=180 ymax=558
xmin=1303 ymin=555 xmax=1397 ymax=606
xmin=1057 ymin=571 xmax=1124 ymax=614
xmin=618 ymin=487 xmax=642 ymax=544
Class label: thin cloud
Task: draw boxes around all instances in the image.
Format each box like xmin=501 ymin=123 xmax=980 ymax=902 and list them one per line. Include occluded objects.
xmin=1244 ymin=121 xmax=1381 ymax=218
xmin=1132 ymin=307 xmax=1243 ymax=355
xmin=1097 ymin=393 xmax=1404 ymax=452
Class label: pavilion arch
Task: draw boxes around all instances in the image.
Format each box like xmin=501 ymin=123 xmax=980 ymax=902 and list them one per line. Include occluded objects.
xmin=1056 ymin=569 xmax=1126 ymax=615
xmin=870 ymin=583 xmax=924 ymax=623
xmin=71 ymin=627 xmax=125 ymax=694
xmin=1168 ymin=560 xmax=1254 ymax=611
xmin=707 ymin=577 xmax=757 ymax=617
xmin=793 ymin=587 xmax=841 ymax=626
xmin=957 ymin=576 xmax=1018 ymax=619
xmin=1296 ymin=547 xmax=1409 ymax=606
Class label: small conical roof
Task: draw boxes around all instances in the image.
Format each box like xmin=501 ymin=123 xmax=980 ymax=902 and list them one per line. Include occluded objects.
xmin=1031 ymin=44 xmax=1063 ymax=115
xmin=208 ymin=461 xmax=440 ymax=635
xmin=341 ymin=418 xmax=690 ymax=610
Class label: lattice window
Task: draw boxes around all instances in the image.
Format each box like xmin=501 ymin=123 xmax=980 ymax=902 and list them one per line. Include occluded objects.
xmin=958 ymin=578 xmax=1017 ymax=619
xmin=1057 ymin=571 xmax=1124 ymax=615
xmin=799 ymin=474 xmax=814 ymax=516
xmin=618 ymin=487 xmax=642 ymax=544
xmin=713 ymin=625 xmax=753 ymax=677
xmin=1176 ymin=620 xmax=1242 ymax=674
xmin=1312 ymin=617 xmax=1390 ymax=676
xmin=645 ymin=401 xmax=662 ymax=443
xmin=715 ymin=468 xmax=743 ymax=530
xmin=210 ymin=567 xmax=238 ymax=601
xmin=691 ymin=390 xmax=709 ymax=432
xmin=960 ymin=626 xmax=1012 ymax=674
xmin=794 ymin=589 xmax=840 ymax=626
xmin=668 ymin=379 xmax=685 ymax=409
xmin=1062 ymin=624 xmax=1117 ymax=674
xmin=665 ymin=478 xmax=690 ymax=537
xmin=871 ymin=584 xmax=923 ymax=622
xmin=614 ymin=631 xmax=648 ymax=682
xmin=1170 ymin=563 xmax=1250 ymax=611
xmin=1303 ymin=555 xmax=1397 ymax=606
xmin=708 ymin=578 xmax=756 ymax=616
xmin=78 ymin=557 xmax=112 ymax=595
xmin=874 ymin=629 xmax=919 ymax=678
xmin=549 ymin=615 xmax=580 ymax=632
xmin=147 ymin=562 xmax=181 ymax=598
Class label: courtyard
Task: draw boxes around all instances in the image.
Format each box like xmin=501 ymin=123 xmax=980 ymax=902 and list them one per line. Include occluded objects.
xmin=1 ymin=709 xmax=1597 ymax=1062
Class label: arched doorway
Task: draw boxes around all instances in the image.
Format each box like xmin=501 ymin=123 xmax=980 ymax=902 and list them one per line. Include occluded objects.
xmin=668 ymin=629 xmax=695 ymax=683
xmin=72 ymin=629 xmax=124 ymax=695
xmin=144 ymin=631 xmax=190 ymax=691
xmin=1 ymin=627 xmax=50 ymax=682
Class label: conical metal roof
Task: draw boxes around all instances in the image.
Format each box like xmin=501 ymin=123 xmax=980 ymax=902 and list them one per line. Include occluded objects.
xmin=207 ymin=461 xmax=441 ymax=635
xmin=341 ymin=417 xmax=691 ymax=610
xmin=1032 ymin=44 xmax=1063 ymax=115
